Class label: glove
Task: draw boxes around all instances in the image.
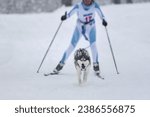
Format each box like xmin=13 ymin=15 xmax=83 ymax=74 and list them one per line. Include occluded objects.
xmin=102 ymin=19 xmax=108 ymax=27
xmin=61 ymin=12 xmax=67 ymax=21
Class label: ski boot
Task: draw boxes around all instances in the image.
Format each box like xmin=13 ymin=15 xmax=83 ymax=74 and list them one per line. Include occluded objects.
xmin=93 ymin=62 xmax=104 ymax=79
xmin=93 ymin=62 xmax=100 ymax=75
xmin=44 ymin=62 xmax=64 ymax=76
xmin=52 ymin=61 xmax=64 ymax=74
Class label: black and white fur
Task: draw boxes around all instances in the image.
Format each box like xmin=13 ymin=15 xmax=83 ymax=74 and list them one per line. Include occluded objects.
xmin=74 ymin=48 xmax=91 ymax=84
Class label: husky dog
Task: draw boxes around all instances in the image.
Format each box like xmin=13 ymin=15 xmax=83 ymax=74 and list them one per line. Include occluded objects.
xmin=74 ymin=48 xmax=91 ymax=84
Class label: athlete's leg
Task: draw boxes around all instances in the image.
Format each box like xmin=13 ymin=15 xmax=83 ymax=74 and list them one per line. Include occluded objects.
xmin=53 ymin=26 xmax=81 ymax=73
xmin=60 ymin=26 xmax=81 ymax=64
xmin=89 ymin=26 xmax=100 ymax=74
xmin=89 ymin=26 xmax=99 ymax=63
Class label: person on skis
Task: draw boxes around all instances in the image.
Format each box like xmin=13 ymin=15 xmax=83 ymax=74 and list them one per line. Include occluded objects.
xmin=53 ymin=0 xmax=107 ymax=76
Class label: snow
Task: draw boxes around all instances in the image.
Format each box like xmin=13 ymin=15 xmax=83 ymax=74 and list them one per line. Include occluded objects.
xmin=0 ymin=3 xmax=150 ymax=100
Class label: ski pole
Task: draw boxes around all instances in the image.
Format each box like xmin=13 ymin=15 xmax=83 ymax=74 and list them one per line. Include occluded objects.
xmin=105 ymin=27 xmax=119 ymax=74
xmin=37 ymin=21 xmax=63 ymax=73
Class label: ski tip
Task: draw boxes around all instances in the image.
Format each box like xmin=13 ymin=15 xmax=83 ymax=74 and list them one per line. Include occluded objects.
xmin=96 ymin=73 xmax=104 ymax=80
xmin=99 ymin=76 xmax=104 ymax=80
xmin=101 ymin=78 xmax=105 ymax=80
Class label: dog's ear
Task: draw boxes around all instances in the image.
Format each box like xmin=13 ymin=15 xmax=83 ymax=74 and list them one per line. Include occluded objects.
xmin=74 ymin=49 xmax=81 ymax=61
xmin=82 ymin=49 xmax=88 ymax=56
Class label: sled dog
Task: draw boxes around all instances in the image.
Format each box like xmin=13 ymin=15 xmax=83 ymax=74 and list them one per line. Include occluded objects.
xmin=74 ymin=48 xmax=91 ymax=84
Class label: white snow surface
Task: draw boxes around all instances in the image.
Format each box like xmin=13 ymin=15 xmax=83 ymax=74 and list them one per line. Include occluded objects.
xmin=0 ymin=3 xmax=150 ymax=100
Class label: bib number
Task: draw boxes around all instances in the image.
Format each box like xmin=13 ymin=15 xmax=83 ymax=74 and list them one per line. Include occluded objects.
xmin=85 ymin=16 xmax=92 ymax=23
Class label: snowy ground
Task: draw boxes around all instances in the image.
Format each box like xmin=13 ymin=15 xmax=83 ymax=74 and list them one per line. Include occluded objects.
xmin=0 ymin=3 xmax=150 ymax=100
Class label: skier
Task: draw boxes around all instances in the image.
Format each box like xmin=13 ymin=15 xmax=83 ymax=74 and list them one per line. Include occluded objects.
xmin=52 ymin=0 xmax=107 ymax=76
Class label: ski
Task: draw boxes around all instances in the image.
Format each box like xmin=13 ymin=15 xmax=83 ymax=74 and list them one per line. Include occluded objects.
xmin=96 ymin=73 xmax=104 ymax=80
xmin=44 ymin=72 xmax=59 ymax=76
xmin=44 ymin=71 xmax=104 ymax=79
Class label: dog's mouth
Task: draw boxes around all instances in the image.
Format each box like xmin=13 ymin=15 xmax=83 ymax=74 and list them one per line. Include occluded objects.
xmin=81 ymin=63 xmax=86 ymax=70
xmin=77 ymin=60 xmax=90 ymax=71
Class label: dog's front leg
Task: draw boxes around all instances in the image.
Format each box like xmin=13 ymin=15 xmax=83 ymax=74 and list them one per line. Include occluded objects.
xmin=83 ymin=65 xmax=90 ymax=83
xmin=83 ymin=71 xmax=87 ymax=83
xmin=76 ymin=66 xmax=82 ymax=85
xmin=83 ymin=70 xmax=88 ymax=83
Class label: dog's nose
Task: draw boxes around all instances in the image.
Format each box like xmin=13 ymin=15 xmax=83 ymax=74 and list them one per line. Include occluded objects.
xmin=81 ymin=64 xmax=85 ymax=69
